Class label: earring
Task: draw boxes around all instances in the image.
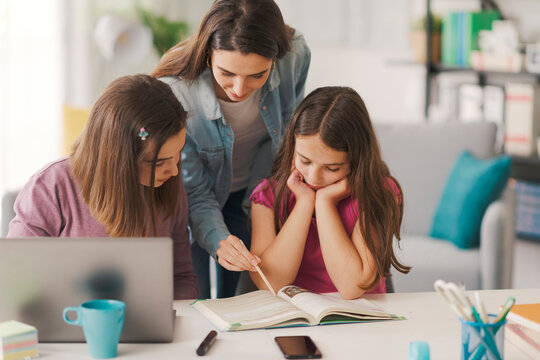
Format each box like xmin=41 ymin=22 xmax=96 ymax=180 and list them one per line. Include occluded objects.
xmin=206 ymin=57 xmax=211 ymax=68
xmin=272 ymin=59 xmax=276 ymax=70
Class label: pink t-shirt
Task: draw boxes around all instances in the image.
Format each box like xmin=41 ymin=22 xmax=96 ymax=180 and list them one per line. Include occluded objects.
xmin=251 ymin=179 xmax=398 ymax=294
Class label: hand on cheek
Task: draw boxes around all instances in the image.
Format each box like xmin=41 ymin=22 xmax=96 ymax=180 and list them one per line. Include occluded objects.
xmin=316 ymin=176 xmax=351 ymax=205
xmin=287 ymin=168 xmax=315 ymax=203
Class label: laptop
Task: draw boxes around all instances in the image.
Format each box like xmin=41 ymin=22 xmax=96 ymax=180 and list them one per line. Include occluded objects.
xmin=0 ymin=237 xmax=175 ymax=343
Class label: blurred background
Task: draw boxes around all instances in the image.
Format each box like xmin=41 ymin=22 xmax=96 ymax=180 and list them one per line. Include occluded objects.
xmin=1 ymin=0 xmax=540 ymax=287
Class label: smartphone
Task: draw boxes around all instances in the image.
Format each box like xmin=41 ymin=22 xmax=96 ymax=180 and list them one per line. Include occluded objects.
xmin=274 ymin=336 xmax=322 ymax=359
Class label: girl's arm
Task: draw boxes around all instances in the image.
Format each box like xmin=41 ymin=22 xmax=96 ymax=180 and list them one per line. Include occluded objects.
xmin=250 ymin=171 xmax=315 ymax=291
xmin=315 ymin=178 xmax=377 ymax=300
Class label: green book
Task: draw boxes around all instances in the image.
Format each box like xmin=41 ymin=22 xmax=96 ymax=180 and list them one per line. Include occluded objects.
xmin=462 ymin=11 xmax=500 ymax=67
xmin=442 ymin=12 xmax=460 ymax=66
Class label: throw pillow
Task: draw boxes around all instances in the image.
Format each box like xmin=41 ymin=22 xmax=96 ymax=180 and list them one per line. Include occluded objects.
xmin=430 ymin=150 xmax=511 ymax=249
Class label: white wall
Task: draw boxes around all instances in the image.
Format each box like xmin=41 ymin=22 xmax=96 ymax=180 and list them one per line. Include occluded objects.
xmin=3 ymin=0 xmax=540 ymax=220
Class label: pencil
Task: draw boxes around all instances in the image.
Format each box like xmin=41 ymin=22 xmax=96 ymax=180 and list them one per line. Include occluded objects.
xmin=255 ymin=265 xmax=276 ymax=295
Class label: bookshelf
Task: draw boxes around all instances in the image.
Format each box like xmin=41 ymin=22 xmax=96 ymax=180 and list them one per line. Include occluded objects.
xmin=424 ymin=0 xmax=540 ymax=182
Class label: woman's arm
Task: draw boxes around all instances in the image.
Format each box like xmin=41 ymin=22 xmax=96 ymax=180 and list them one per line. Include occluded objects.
xmin=250 ymin=171 xmax=315 ymax=291
xmin=315 ymin=178 xmax=377 ymax=300
xmin=181 ymin=135 xmax=257 ymax=271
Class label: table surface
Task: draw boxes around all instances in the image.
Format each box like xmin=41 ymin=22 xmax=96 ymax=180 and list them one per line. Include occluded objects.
xmin=37 ymin=288 xmax=539 ymax=359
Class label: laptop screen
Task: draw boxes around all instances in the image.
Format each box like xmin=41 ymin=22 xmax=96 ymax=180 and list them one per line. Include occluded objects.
xmin=0 ymin=237 xmax=174 ymax=342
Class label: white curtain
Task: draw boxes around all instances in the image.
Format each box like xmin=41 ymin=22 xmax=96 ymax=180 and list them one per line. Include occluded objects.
xmin=0 ymin=0 xmax=63 ymax=218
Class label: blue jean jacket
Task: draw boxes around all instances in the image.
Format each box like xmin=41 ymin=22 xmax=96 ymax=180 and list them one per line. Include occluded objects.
xmin=160 ymin=34 xmax=310 ymax=258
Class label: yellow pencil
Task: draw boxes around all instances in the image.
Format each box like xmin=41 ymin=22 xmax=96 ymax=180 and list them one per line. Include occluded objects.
xmin=255 ymin=265 xmax=276 ymax=295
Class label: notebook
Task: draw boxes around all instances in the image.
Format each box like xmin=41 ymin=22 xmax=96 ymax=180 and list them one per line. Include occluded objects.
xmin=0 ymin=237 xmax=175 ymax=343
xmin=506 ymin=303 xmax=540 ymax=333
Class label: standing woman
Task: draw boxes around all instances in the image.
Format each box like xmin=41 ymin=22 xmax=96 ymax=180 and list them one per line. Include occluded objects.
xmin=152 ymin=0 xmax=310 ymax=298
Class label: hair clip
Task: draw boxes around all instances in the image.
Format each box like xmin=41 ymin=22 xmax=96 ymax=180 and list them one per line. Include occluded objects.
xmin=138 ymin=127 xmax=149 ymax=141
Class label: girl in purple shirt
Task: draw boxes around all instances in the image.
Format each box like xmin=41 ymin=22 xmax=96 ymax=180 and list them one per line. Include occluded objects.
xmin=8 ymin=74 xmax=197 ymax=299
xmin=250 ymin=87 xmax=411 ymax=299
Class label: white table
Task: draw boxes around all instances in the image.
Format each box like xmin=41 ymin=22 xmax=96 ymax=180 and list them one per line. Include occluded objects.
xmin=37 ymin=289 xmax=539 ymax=359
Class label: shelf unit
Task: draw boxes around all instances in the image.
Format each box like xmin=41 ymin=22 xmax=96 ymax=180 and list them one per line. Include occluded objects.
xmin=424 ymin=0 xmax=540 ymax=182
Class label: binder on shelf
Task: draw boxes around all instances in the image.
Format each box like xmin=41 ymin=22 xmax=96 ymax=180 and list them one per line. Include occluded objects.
xmin=514 ymin=181 xmax=540 ymax=240
xmin=504 ymin=83 xmax=540 ymax=156
xmin=458 ymin=84 xmax=483 ymax=122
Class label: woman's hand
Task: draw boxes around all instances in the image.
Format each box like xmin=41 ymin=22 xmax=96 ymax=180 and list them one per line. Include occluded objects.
xmin=286 ymin=168 xmax=315 ymax=205
xmin=316 ymin=176 xmax=351 ymax=206
xmin=216 ymin=235 xmax=261 ymax=271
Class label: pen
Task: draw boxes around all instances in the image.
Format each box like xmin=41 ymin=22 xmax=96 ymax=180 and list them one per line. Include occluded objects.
xmin=494 ymin=296 xmax=515 ymax=323
xmin=474 ymin=291 xmax=488 ymax=323
xmin=255 ymin=265 xmax=276 ymax=295
xmin=196 ymin=330 xmax=217 ymax=356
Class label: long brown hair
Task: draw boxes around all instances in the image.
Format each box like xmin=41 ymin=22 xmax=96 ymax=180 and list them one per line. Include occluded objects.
xmin=71 ymin=74 xmax=188 ymax=237
xmin=151 ymin=0 xmax=293 ymax=79
xmin=270 ymin=87 xmax=410 ymax=290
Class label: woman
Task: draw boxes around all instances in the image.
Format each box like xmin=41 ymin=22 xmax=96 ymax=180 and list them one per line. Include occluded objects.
xmin=152 ymin=0 xmax=310 ymax=298
xmin=8 ymin=74 xmax=197 ymax=299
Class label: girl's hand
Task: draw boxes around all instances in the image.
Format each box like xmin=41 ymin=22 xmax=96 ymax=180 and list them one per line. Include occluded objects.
xmin=216 ymin=235 xmax=261 ymax=272
xmin=286 ymin=168 xmax=315 ymax=204
xmin=316 ymin=176 xmax=351 ymax=206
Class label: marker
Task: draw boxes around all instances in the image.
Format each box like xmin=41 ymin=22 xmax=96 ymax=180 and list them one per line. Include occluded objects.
xmin=196 ymin=330 xmax=217 ymax=356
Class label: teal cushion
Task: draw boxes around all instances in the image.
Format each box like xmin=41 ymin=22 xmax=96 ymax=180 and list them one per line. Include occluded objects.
xmin=430 ymin=151 xmax=511 ymax=249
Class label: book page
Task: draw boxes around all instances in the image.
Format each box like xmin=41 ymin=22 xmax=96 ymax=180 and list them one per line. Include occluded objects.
xmin=192 ymin=290 xmax=317 ymax=331
xmin=277 ymin=285 xmax=399 ymax=323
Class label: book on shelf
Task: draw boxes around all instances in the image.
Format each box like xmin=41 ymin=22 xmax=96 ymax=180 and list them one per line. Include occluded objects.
xmin=441 ymin=11 xmax=500 ymax=67
xmin=505 ymin=322 xmax=540 ymax=359
xmin=506 ymin=303 xmax=540 ymax=333
xmin=191 ymin=285 xmax=403 ymax=331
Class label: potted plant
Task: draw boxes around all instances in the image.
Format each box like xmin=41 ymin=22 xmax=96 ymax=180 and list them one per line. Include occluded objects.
xmin=410 ymin=13 xmax=442 ymax=63
xmin=137 ymin=7 xmax=189 ymax=57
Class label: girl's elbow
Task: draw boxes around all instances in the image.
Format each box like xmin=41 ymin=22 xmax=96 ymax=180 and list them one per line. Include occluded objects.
xmin=336 ymin=284 xmax=366 ymax=300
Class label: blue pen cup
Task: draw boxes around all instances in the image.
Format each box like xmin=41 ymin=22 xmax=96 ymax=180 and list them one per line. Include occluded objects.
xmin=460 ymin=314 xmax=506 ymax=360
xmin=63 ymin=299 xmax=126 ymax=359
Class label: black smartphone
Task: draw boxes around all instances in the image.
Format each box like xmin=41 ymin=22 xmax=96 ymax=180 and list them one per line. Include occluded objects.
xmin=274 ymin=336 xmax=322 ymax=359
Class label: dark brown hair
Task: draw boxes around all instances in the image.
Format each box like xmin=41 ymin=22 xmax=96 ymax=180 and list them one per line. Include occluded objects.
xmin=151 ymin=0 xmax=293 ymax=79
xmin=270 ymin=86 xmax=410 ymax=290
xmin=71 ymin=74 xmax=187 ymax=237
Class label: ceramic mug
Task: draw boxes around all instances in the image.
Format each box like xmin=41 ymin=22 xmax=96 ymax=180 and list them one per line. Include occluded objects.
xmin=63 ymin=299 xmax=125 ymax=359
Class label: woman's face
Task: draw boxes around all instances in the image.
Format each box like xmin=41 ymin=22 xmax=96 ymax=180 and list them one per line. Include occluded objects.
xmin=210 ymin=49 xmax=273 ymax=102
xmin=294 ymin=134 xmax=350 ymax=191
xmin=139 ymin=129 xmax=186 ymax=187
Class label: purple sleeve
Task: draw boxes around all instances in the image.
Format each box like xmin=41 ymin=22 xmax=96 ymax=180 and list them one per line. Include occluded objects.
xmin=8 ymin=174 xmax=64 ymax=237
xmin=171 ymin=185 xmax=198 ymax=300
xmin=250 ymin=179 xmax=275 ymax=209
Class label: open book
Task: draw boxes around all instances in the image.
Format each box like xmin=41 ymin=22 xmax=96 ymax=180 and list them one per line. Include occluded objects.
xmin=192 ymin=285 xmax=404 ymax=331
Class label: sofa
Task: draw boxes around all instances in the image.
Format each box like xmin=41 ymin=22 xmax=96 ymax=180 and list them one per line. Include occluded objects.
xmin=374 ymin=121 xmax=514 ymax=292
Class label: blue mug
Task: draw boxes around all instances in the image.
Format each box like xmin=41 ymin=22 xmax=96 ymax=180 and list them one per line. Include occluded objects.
xmin=63 ymin=299 xmax=125 ymax=359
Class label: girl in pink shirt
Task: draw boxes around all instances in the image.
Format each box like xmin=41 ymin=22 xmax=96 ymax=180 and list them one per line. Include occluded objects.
xmin=250 ymin=87 xmax=410 ymax=299
xmin=8 ymin=74 xmax=197 ymax=299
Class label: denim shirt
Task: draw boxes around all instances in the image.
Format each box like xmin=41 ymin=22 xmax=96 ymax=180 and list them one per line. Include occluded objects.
xmin=160 ymin=33 xmax=310 ymax=258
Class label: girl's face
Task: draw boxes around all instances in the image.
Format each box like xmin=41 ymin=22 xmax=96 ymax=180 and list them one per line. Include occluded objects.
xmin=210 ymin=49 xmax=272 ymax=102
xmin=139 ymin=129 xmax=186 ymax=187
xmin=294 ymin=134 xmax=350 ymax=190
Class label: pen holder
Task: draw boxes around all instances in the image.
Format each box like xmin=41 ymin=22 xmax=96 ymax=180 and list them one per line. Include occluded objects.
xmin=460 ymin=314 xmax=505 ymax=360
